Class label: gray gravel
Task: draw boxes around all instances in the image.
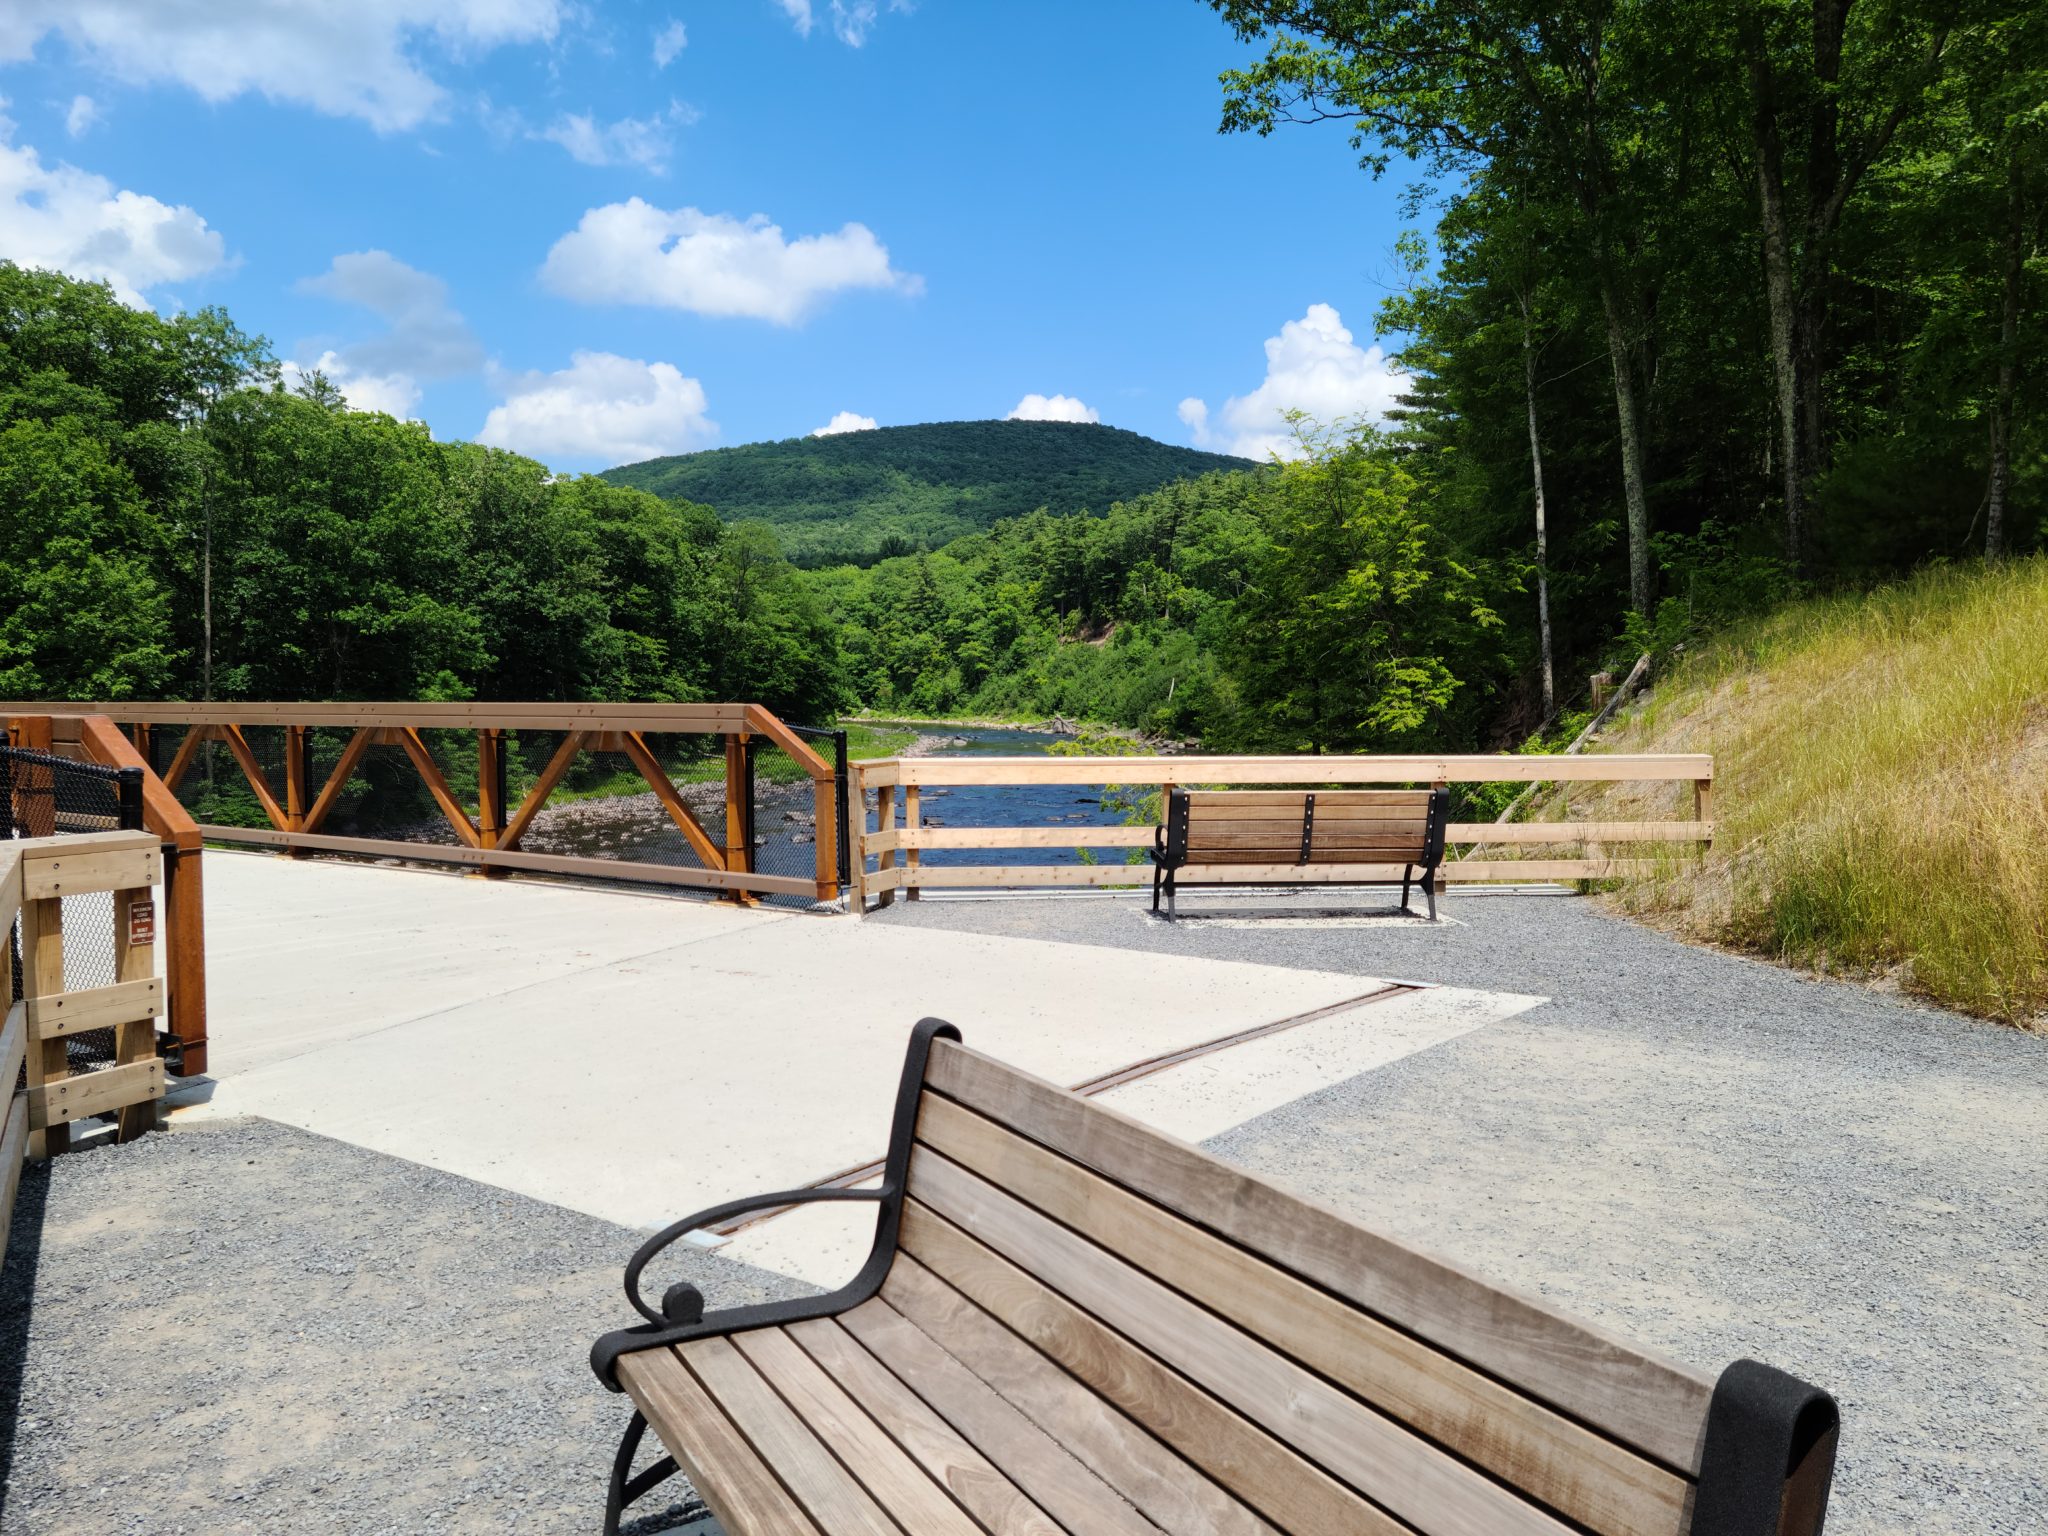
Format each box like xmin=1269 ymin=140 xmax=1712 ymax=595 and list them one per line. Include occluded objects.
xmin=873 ymin=889 xmax=2048 ymax=1535
xmin=0 ymin=1119 xmax=808 ymax=1535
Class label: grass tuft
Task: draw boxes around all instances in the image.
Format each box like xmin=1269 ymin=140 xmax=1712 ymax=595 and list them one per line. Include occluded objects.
xmin=1586 ymin=557 xmax=2048 ymax=1028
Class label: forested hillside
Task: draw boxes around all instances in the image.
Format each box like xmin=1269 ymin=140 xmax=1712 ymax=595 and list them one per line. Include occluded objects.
xmin=0 ymin=266 xmax=839 ymax=722
xmin=601 ymin=421 xmax=1250 ymax=566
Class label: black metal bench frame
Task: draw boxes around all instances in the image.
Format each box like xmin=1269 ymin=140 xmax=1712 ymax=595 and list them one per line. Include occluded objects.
xmin=1150 ymin=786 xmax=1451 ymax=920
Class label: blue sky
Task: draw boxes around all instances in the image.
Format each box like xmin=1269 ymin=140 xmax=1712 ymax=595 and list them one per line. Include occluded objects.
xmin=0 ymin=1 xmax=1413 ymax=470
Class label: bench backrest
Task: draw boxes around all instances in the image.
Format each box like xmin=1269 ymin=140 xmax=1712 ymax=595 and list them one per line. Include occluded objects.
xmin=1166 ymin=787 xmax=1449 ymax=868
xmin=901 ymin=1028 xmax=1839 ymax=1536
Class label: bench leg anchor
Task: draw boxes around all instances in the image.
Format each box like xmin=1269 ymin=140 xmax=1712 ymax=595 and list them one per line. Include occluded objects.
xmin=606 ymin=1408 xmax=682 ymax=1536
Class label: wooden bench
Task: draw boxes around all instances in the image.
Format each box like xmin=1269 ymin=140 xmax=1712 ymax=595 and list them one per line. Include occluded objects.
xmin=592 ymin=1021 xmax=1839 ymax=1536
xmin=1151 ymin=787 xmax=1451 ymax=920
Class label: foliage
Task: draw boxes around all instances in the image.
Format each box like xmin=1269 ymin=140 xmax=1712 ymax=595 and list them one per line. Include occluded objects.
xmin=810 ymin=424 xmax=1516 ymax=751
xmin=600 ymin=420 xmax=1253 ymax=567
xmin=0 ymin=264 xmax=844 ymax=724
xmin=1591 ymin=557 xmax=2048 ymax=1026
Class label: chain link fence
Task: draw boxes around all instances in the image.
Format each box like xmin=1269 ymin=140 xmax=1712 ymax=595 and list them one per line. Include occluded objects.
xmin=3 ymin=746 xmax=147 ymax=1079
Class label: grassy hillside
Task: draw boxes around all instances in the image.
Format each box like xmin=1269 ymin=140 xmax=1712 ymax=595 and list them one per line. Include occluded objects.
xmin=1575 ymin=559 xmax=2048 ymax=1027
xmin=601 ymin=420 xmax=1251 ymax=566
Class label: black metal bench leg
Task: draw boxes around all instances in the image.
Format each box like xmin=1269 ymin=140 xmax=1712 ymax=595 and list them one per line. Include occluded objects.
xmin=1401 ymin=865 xmax=1413 ymax=915
xmin=1152 ymin=864 xmax=1162 ymax=913
xmin=1425 ymin=873 xmax=1438 ymax=922
xmin=1166 ymin=870 xmax=1177 ymax=920
xmin=605 ymin=1408 xmax=681 ymax=1536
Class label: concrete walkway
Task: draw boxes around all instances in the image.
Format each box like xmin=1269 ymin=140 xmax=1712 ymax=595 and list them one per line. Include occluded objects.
xmin=178 ymin=854 xmax=1536 ymax=1243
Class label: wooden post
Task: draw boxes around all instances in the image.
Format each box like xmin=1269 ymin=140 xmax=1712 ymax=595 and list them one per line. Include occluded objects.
xmin=1694 ymin=778 xmax=1714 ymax=866
xmin=283 ymin=724 xmax=310 ymax=858
xmin=112 ymin=882 xmax=158 ymax=1141
xmin=812 ymin=769 xmax=838 ymax=904
xmin=875 ymin=782 xmax=897 ymax=909
xmin=904 ymin=784 xmax=921 ymax=901
xmin=476 ymin=729 xmax=509 ymax=879
xmin=163 ymin=843 xmax=206 ymax=1077
xmin=846 ymin=763 xmax=867 ymax=916
xmin=15 ymin=714 xmax=54 ymax=836
xmin=21 ymin=894 xmax=68 ymax=1158
xmin=723 ymin=732 xmax=755 ymax=904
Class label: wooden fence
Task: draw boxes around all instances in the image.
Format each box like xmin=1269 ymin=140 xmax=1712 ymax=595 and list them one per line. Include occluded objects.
xmin=7 ymin=713 xmax=209 ymax=1074
xmin=849 ymin=752 xmax=1713 ymax=908
xmin=3 ymin=830 xmax=168 ymax=1228
xmin=4 ymin=702 xmax=841 ymax=904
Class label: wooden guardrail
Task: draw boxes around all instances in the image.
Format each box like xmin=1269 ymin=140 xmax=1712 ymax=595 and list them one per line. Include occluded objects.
xmin=8 ymin=714 xmax=209 ymax=1074
xmin=3 ymin=830 xmax=167 ymax=1181
xmin=847 ymin=753 xmax=1713 ymax=908
xmin=4 ymin=702 xmax=842 ymax=904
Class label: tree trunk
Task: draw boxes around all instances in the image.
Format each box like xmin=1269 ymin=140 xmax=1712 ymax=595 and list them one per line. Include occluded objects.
xmin=1985 ymin=164 xmax=2024 ymax=562
xmin=1744 ymin=8 xmax=1807 ymax=566
xmin=1519 ymin=292 xmax=1556 ymax=716
xmin=1600 ymin=281 xmax=1654 ymax=614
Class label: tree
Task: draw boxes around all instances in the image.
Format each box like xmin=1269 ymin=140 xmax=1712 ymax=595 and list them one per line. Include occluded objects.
xmin=1211 ymin=0 xmax=1679 ymax=613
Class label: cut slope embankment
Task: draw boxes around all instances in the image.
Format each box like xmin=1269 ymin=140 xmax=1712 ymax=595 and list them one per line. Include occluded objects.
xmin=1578 ymin=557 xmax=2048 ymax=1027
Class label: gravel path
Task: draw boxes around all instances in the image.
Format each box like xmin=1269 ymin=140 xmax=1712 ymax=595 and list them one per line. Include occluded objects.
xmin=0 ymin=1120 xmax=804 ymax=1535
xmin=872 ymin=889 xmax=2048 ymax=1535
xmin=5 ymin=890 xmax=2041 ymax=1534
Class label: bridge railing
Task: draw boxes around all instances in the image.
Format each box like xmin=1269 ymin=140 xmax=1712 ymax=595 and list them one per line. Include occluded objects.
xmin=847 ymin=752 xmax=1713 ymax=909
xmin=3 ymin=703 xmax=844 ymax=907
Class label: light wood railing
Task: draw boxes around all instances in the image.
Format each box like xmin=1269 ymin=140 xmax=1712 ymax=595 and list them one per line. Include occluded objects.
xmin=3 ymin=830 xmax=168 ymax=1205
xmin=847 ymin=753 xmax=1713 ymax=909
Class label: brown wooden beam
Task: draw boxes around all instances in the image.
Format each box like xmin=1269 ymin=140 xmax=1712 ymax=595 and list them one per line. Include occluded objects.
xmin=620 ymin=730 xmax=726 ymax=871
xmin=218 ymin=724 xmax=288 ymax=830
xmin=395 ymin=727 xmax=481 ymax=848
xmin=161 ymin=723 xmax=210 ymax=793
xmin=498 ymin=730 xmax=587 ymax=850
xmin=301 ymin=727 xmax=373 ymax=834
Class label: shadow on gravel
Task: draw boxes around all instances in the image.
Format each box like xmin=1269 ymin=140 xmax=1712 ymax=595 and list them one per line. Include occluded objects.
xmin=0 ymin=1159 xmax=51 ymax=1518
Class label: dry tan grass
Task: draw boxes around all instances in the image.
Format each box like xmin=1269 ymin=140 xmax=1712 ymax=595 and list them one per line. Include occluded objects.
xmin=1575 ymin=558 xmax=2048 ymax=1028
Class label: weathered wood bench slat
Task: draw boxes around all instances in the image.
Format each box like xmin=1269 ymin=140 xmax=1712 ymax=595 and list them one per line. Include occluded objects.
xmin=899 ymin=1200 xmax=1409 ymax=1536
xmin=680 ymin=1334 xmax=901 ymax=1534
xmin=911 ymin=1145 xmax=1582 ymax=1536
xmin=923 ymin=1039 xmax=1718 ymax=1472
xmin=841 ymin=1299 xmax=1165 ymax=1536
xmin=785 ymin=1316 xmax=1068 ymax=1536
xmin=913 ymin=1091 xmax=1692 ymax=1536
xmin=592 ymin=1023 xmax=1838 ymax=1536
xmin=615 ymin=1348 xmax=824 ymax=1536
xmin=730 ymin=1327 xmax=987 ymax=1536
xmin=884 ymin=1254 xmax=1278 ymax=1535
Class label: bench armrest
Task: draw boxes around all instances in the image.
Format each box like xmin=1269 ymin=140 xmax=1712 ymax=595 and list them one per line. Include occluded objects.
xmin=623 ymin=1185 xmax=886 ymax=1325
xmin=591 ymin=1185 xmax=889 ymax=1390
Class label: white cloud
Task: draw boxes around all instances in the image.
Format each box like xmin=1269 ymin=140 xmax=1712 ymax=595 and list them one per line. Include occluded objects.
xmin=477 ymin=350 xmax=716 ymax=466
xmin=297 ymin=249 xmax=482 ymax=381
xmin=830 ymin=1 xmax=879 ymax=45
xmin=772 ymin=0 xmax=815 ymax=38
xmin=541 ymin=201 xmax=919 ymax=324
xmin=1007 ymin=393 xmax=1099 ymax=424
xmin=0 ymin=119 xmax=227 ymax=305
xmin=1180 ymin=303 xmax=1407 ymax=460
xmin=0 ymin=1 xmax=567 ymax=133
xmin=64 ymin=94 xmax=98 ymax=138
xmin=536 ymin=102 xmax=695 ymax=173
xmin=279 ymin=351 xmax=423 ymax=419
xmin=652 ymin=19 xmax=686 ymax=68
xmin=811 ymin=410 xmax=877 ymax=436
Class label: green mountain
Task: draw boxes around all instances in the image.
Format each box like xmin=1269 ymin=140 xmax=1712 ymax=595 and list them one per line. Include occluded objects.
xmin=600 ymin=419 xmax=1251 ymax=566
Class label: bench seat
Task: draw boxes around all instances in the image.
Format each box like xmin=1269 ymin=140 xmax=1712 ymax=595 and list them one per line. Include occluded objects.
xmin=593 ymin=1022 xmax=1839 ymax=1536
xmin=1152 ymin=788 xmax=1450 ymax=919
